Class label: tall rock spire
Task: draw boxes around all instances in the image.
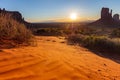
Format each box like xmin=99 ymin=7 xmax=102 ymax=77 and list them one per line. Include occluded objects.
xmin=0 ymin=8 xmax=1 ymax=13
xmin=110 ymin=9 xmax=112 ymax=16
xmin=101 ymin=7 xmax=113 ymax=23
xmin=90 ymin=7 xmax=120 ymax=27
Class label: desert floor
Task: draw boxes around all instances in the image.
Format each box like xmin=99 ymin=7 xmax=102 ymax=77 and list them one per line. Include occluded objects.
xmin=0 ymin=36 xmax=120 ymax=80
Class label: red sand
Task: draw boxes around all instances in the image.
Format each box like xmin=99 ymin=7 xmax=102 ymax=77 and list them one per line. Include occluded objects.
xmin=0 ymin=36 xmax=120 ymax=80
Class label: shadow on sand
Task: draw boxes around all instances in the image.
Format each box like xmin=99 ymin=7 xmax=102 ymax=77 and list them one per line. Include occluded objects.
xmin=90 ymin=49 xmax=120 ymax=64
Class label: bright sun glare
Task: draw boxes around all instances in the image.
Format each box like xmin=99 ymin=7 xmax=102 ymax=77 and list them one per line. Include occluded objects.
xmin=70 ymin=13 xmax=77 ymax=20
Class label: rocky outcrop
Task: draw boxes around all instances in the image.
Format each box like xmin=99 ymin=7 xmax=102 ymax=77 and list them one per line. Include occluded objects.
xmin=100 ymin=7 xmax=114 ymax=24
xmin=101 ymin=8 xmax=112 ymax=21
xmin=0 ymin=8 xmax=46 ymax=29
xmin=90 ymin=7 xmax=120 ymax=27
xmin=0 ymin=8 xmax=25 ymax=23
xmin=113 ymin=14 xmax=119 ymax=21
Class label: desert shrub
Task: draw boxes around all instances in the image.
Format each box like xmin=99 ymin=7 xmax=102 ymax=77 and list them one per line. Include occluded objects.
xmin=35 ymin=28 xmax=64 ymax=36
xmin=67 ymin=34 xmax=84 ymax=44
xmin=0 ymin=13 xmax=33 ymax=48
xmin=67 ymin=34 xmax=120 ymax=53
xmin=111 ymin=28 xmax=120 ymax=37
xmin=75 ymin=27 xmax=96 ymax=35
xmin=63 ymin=29 xmax=73 ymax=35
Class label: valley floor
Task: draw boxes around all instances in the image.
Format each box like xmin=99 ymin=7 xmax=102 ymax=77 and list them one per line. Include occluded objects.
xmin=0 ymin=36 xmax=120 ymax=80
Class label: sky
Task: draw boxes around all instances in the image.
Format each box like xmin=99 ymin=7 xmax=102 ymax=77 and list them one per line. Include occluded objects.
xmin=0 ymin=0 xmax=120 ymax=22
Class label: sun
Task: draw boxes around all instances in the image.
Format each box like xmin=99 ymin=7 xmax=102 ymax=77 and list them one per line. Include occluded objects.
xmin=70 ymin=13 xmax=77 ymax=20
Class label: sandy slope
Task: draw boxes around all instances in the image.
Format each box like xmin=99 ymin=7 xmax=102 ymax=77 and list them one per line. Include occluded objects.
xmin=0 ymin=36 xmax=120 ymax=80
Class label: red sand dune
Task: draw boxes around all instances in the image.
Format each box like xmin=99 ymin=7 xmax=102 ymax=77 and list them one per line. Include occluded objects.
xmin=0 ymin=36 xmax=120 ymax=80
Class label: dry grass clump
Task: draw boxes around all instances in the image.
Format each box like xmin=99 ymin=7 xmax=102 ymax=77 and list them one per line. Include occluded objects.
xmin=0 ymin=13 xmax=33 ymax=48
xmin=35 ymin=28 xmax=64 ymax=36
xmin=67 ymin=34 xmax=120 ymax=53
xmin=111 ymin=28 xmax=120 ymax=37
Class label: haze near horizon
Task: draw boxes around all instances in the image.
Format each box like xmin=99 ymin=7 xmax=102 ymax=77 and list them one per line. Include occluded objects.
xmin=0 ymin=0 xmax=120 ymax=22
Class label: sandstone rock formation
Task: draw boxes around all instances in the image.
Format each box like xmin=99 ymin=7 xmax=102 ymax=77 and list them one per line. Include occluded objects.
xmin=113 ymin=14 xmax=119 ymax=21
xmin=101 ymin=8 xmax=112 ymax=21
xmin=0 ymin=8 xmax=25 ymax=23
xmin=90 ymin=7 xmax=120 ymax=27
xmin=101 ymin=7 xmax=113 ymax=24
xmin=0 ymin=8 xmax=45 ymax=29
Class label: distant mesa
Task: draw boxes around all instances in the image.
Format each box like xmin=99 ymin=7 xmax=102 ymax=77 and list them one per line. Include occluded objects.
xmin=0 ymin=8 xmax=44 ymax=28
xmin=90 ymin=7 xmax=120 ymax=27
xmin=101 ymin=7 xmax=112 ymax=22
xmin=0 ymin=8 xmax=25 ymax=23
xmin=0 ymin=8 xmax=33 ymax=28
